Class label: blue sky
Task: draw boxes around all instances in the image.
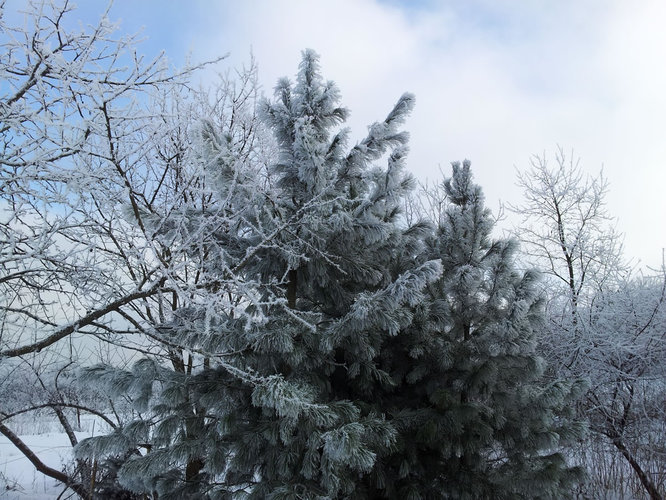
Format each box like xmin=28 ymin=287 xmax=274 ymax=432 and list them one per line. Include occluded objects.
xmin=6 ymin=0 xmax=666 ymax=269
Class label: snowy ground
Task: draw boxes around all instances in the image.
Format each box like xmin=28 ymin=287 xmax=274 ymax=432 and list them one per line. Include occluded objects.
xmin=0 ymin=416 xmax=106 ymax=499
xmin=1 ymin=432 xmax=78 ymax=499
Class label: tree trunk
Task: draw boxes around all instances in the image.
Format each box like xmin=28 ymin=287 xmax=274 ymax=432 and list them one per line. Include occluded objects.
xmin=185 ymin=457 xmax=205 ymax=481
xmin=612 ymin=436 xmax=663 ymax=500
xmin=287 ymin=269 xmax=298 ymax=309
xmin=52 ymin=403 xmax=93 ymax=489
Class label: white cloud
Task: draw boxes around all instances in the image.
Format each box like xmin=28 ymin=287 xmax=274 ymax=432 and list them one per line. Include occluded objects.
xmin=103 ymin=0 xmax=666 ymax=269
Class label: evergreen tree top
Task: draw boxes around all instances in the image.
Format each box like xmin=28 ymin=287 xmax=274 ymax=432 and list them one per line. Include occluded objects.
xmin=445 ymin=159 xmax=483 ymax=207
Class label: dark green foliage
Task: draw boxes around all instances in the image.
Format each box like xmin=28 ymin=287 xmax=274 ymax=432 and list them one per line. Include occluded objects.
xmin=77 ymin=52 xmax=584 ymax=499
xmin=369 ymin=161 xmax=586 ymax=499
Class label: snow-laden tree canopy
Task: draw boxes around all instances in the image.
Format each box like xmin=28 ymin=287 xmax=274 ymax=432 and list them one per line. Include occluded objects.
xmin=72 ymin=51 xmax=585 ymax=499
xmin=1 ymin=3 xmax=596 ymax=498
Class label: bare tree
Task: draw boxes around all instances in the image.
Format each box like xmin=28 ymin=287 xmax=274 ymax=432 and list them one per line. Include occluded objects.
xmin=510 ymin=147 xmax=626 ymax=316
xmin=0 ymin=1 xmax=259 ymax=496
xmin=582 ymin=271 xmax=666 ymax=500
xmin=511 ymin=147 xmax=665 ymax=499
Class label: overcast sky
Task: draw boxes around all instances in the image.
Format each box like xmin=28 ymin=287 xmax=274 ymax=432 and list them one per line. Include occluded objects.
xmin=24 ymin=0 xmax=666 ymax=270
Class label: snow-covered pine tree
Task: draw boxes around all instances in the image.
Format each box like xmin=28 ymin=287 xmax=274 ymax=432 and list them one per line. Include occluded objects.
xmin=77 ymin=50 xmax=441 ymax=499
xmin=371 ymin=161 xmax=586 ymax=499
